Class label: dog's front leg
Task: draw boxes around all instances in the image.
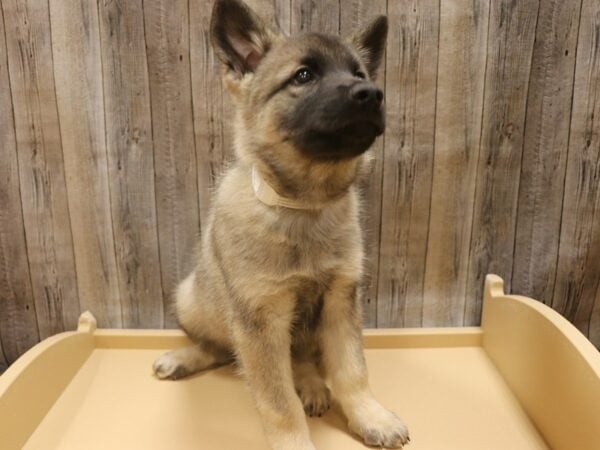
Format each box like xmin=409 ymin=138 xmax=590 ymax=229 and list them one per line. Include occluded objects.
xmin=232 ymin=295 xmax=315 ymax=450
xmin=320 ymin=277 xmax=410 ymax=448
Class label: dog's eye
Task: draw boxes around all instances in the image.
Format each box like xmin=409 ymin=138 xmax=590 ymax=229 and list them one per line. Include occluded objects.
xmin=355 ymin=70 xmax=366 ymax=79
xmin=293 ymin=68 xmax=313 ymax=85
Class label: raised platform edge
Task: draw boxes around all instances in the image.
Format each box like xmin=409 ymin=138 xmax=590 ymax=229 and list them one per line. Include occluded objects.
xmin=482 ymin=274 xmax=600 ymax=450
xmin=0 ymin=331 xmax=94 ymax=450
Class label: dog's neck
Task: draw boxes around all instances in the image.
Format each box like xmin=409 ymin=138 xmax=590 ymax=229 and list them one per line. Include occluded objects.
xmin=251 ymin=165 xmax=318 ymax=210
xmin=250 ymin=159 xmax=362 ymax=211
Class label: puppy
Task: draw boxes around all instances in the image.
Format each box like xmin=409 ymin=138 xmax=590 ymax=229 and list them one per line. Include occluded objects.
xmin=153 ymin=1 xmax=409 ymax=448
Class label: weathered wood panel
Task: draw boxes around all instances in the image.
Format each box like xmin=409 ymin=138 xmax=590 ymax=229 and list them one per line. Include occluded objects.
xmin=0 ymin=3 xmax=40 ymax=362
xmin=246 ymin=0 xmax=290 ymax=31
xmin=291 ymin=0 xmax=339 ymax=34
xmin=552 ymin=0 xmax=600 ymax=346
xmin=464 ymin=0 xmax=539 ymax=325
xmin=2 ymin=0 xmax=80 ymax=338
xmin=339 ymin=0 xmax=387 ymax=328
xmin=1 ymin=0 xmax=600 ymax=364
xmin=0 ymin=340 xmax=6 ymax=373
xmin=144 ymin=0 xmax=200 ymax=327
xmin=190 ymin=0 xmax=231 ymax=227
xmin=98 ymin=0 xmax=164 ymax=328
xmin=377 ymin=0 xmax=439 ymax=327
xmin=591 ymin=287 xmax=600 ymax=347
xmin=512 ymin=0 xmax=582 ymax=304
xmin=49 ymin=0 xmax=122 ymax=328
xmin=422 ymin=0 xmax=489 ymax=326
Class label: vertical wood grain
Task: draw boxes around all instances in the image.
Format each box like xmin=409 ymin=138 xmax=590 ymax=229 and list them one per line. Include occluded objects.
xmin=98 ymin=0 xmax=164 ymax=328
xmin=590 ymin=284 xmax=600 ymax=347
xmin=422 ymin=0 xmax=490 ymax=326
xmin=339 ymin=0 xmax=387 ymax=328
xmin=272 ymin=0 xmax=291 ymax=34
xmin=0 ymin=339 xmax=6 ymax=372
xmin=376 ymin=0 xmax=439 ymax=328
xmin=190 ymin=0 xmax=232 ymax=227
xmin=49 ymin=0 xmax=122 ymax=327
xmin=512 ymin=0 xmax=582 ymax=304
xmin=2 ymin=0 xmax=600 ymax=363
xmin=144 ymin=0 xmax=199 ymax=327
xmin=246 ymin=0 xmax=290 ymax=30
xmin=552 ymin=0 xmax=600 ymax=342
xmin=1 ymin=0 xmax=80 ymax=338
xmin=0 ymin=4 xmax=40 ymax=362
xmin=291 ymin=0 xmax=339 ymax=34
xmin=464 ymin=0 xmax=539 ymax=325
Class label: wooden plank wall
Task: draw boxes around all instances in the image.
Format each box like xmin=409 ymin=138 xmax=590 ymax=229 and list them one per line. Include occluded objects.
xmin=0 ymin=0 xmax=599 ymax=365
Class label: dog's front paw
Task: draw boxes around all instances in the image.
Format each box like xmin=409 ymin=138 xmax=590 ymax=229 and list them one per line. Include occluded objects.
xmin=347 ymin=400 xmax=409 ymax=448
xmin=297 ymin=381 xmax=331 ymax=417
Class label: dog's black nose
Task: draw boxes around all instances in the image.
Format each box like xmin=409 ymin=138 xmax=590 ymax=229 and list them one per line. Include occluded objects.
xmin=350 ymin=83 xmax=384 ymax=107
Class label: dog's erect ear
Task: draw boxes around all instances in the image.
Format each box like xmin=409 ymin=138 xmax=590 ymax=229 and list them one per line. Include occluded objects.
xmin=211 ymin=0 xmax=274 ymax=75
xmin=351 ymin=16 xmax=388 ymax=79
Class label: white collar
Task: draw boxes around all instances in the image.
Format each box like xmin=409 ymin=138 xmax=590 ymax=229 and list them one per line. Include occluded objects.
xmin=251 ymin=165 xmax=315 ymax=210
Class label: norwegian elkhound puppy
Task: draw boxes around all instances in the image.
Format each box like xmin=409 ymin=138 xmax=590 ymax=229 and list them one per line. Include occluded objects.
xmin=153 ymin=0 xmax=409 ymax=448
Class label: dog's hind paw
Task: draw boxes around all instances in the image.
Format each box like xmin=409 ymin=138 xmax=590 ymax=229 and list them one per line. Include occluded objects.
xmin=153 ymin=346 xmax=215 ymax=380
xmin=153 ymin=352 xmax=193 ymax=380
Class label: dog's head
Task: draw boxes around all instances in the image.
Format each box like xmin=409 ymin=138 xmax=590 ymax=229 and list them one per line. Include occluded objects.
xmin=210 ymin=0 xmax=387 ymax=198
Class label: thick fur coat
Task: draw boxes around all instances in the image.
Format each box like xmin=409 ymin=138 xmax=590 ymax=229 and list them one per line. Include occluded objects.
xmin=153 ymin=1 xmax=409 ymax=449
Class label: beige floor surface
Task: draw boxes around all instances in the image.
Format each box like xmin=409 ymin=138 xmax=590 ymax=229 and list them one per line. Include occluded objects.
xmin=24 ymin=346 xmax=547 ymax=450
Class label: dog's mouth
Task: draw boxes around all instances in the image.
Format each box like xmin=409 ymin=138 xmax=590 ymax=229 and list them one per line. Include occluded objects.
xmin=297 ymin=115 xmax=385 ymax=160
xmin=318 ymin=109 xmax=385 ymax=135
xmin=335 ymin=118 xmax=385 ymax=138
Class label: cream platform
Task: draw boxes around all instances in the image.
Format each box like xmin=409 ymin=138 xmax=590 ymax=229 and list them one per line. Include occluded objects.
xmin=1 ymin=275 xmax=599 ymax=450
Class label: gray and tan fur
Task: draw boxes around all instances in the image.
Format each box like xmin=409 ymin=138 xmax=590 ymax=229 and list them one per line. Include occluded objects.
xmin=153 ymin=1 xmax=409 ymax=448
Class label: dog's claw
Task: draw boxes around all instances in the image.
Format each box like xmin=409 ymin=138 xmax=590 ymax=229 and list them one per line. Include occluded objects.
xmin=348 ymin=402 xmax=409 ymax=448
xmin=297 ymin=383 xmax=331 ymax=417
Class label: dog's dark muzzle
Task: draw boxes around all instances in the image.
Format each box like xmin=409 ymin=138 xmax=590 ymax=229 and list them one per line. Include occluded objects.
xmin=282 ymin=79 xmax=386 ymax=160
xmin=334 ymin=81 xmax=385 ymax=131
xmin=349 ymin=81 xmax=384 ymax=112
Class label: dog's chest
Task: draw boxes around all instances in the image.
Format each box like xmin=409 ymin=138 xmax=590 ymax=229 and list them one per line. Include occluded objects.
xmin=274 ymin=208 xmax=360 ymax=277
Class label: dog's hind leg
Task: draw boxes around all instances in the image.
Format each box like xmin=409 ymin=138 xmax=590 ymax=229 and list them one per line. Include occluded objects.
xmin=153 ymin=343 xmax=230 ymax=380
xmin=153 ymin=272 xmax=234 ymax=380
